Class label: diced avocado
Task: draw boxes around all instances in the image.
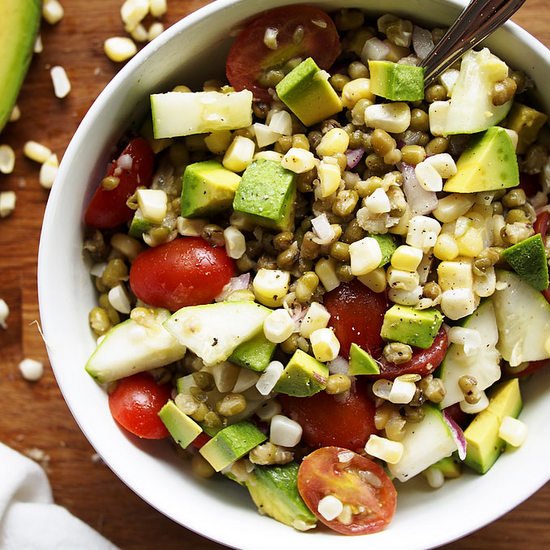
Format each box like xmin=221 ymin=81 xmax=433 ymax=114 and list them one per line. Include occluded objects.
xmin=370 ymin=233 xmax=398 ymax=267
xmin=128 ymin=208 xmax=154 ymax=238
xmin=443 ymin=126 xmax=519 ymax=193
xmin=85 ymin=308 xmax=186 ymax=383
xmin=164 ymin=301 xmax=272 ymax=367
xmin=464 ymin=378 xmax=522 ymax=474
xmin=229 ymin=332 xmax=276 ymax=373
xmin=275 ymin=57 xmax=343 ymax=127
xmin=368 ymin=60 xmax=424 ymax=101
xmin=501 ymin=234 xmax=549 ymax=291
xmin=492 ymin=270 xmax=550 ymax=366
xmin=180 ymin=160 xmax=241 ymax=218
xmin=158 ymin=400 xmax=202 ymax=448
xmin=275 ymin=349 xmax=328 ymax=397
xmin=349 ymin=343 xmax=380 ymax=375
xmin=381 ymin=305 xmax=443 ymax=349
xmin=233 ymin=160 xmax=296 ymax=231
xmin=438 ymin=300 xmax=501 ymax=409
xmin=199 ymin=421 xmax=266 ymax=472
xmin=430 ymin=48 xmax=513 ymax=136
xmin=430 ymin=454 xmax=462 ymax=479
xmin=244 ymin=463 xmax=317 ymax=531
xmin=0 ymin=0 xmax=41 ymax=132
xmin=151 ymin=90 xmax=253 ymax=139
xmin=505 ymin=103 xmax=548 ymax=154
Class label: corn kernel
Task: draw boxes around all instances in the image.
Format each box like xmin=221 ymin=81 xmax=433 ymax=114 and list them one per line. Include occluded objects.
xmin=434 ymin=233 xmax=459 ymax=261
xmin=387 ymin=267 xmax=420 ymax=291
xmin=9 ymin=104 xmax=21 ymax=122
xmin=365 ymin=102 xmax=411 ymax=134
xmin=315 ymin=258 xmax=340 ymax=292
xmin=349 ymin=237 xmax=383 ymax=276
xmin=268 ymin=110 xmax=293 ymax=135
xmin=150 ymin=0 xmax=168 ymax=17
xmin=428 ymin=101 xmax=450 ymax=137
xmin=0 ymin=145 xmax=15 ymax=174
xmin=42 ymin=0 xmax=64 ymax=25
xmin=388 ymin=376 xmax=417 ymax=404
xmin=317 ymin=495 xmax=344 ymax=521
xmin=0 ymin=191 xmax=16 ymax=218
xmin=253 ymin=123 xmax=281 ymax=148
xmin=391 ymin=245 xmax=423 ymax=272
xmin=498 ymin=416 xmax=528 ymax=447
xmin=388 ymin=285 xmax=423 ymax=306
xmin=365 ymin=434 xmax=404 ymax=464
xmin=136 ymin=189 xmax=167 ymax=223
xmin=253 ymin=269 xmax=290 ymax=307
xmin=222 ymin=135 xmax=255 ymax=173
xmin=439 ymin=68 xmax=460 ymax=96
xmin=263 ymin=309 xmax=295 ymax=344
xmin=406 ymin=215 xmax=441 ymax=250
xmin=341 ymin=78 xmax=375 ymax=109
xmin=177 ymin=217 xmax=207 ymax=237
xmin=104 ymin=37 xmax=137 ymax=63
xmin=300 ymin=302 xmax=331 ymax=338
xmin=121 ymin=0 xmax=149 ymax=32
xmin=473 ymin=267 xmax=497 ymax=298
xmin=39 ymin=154 xmax=59 ymax=189
xmin=437 ymin=259 xmax=473 ymax=291
xmin=50 ymin=65 xmax=71 ymax=98
xmin=415 ymin=161 xmax=443 ymax=192
xmin=148 ymin=22 xmax=165 ymax=41
xmin=456 ymin=228 xmax=484 ymax=258
xmin=440 ymin=288 xmax=477 ymax=320
xmin=23 ymin=141 xmax=52 ymax=164
xmin=224 ymin=226 xmax=246 ymax=259
xmin=204 ymin=130 xmax=232 ymax=154
xmin=424 ymin=153 xmax=457 ymax=179
xmin=365 ymin=187 xmax=391 ymax=214
xmin=254 ymin=150 xmax=284 ymax=162
xmin=310 ymin=328 xmax=340 ymax=362
xmin=130 ymin=24 xmax=148 ymax=43
xmin=357 ymin=267 xmax=387 ymax=293
xmin=317 ymin=160 xmax=341 ymax=198
xmin=316 ymin=128 xmax=350 ymax=157
xmin=281 ymin=147 xmax=316 ymax=173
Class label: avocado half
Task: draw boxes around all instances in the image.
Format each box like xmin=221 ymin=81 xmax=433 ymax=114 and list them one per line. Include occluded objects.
xmin=0 ymin=0 xmax=42 ymax=133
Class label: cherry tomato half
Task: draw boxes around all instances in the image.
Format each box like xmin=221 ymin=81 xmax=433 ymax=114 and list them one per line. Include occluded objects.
xmin=108 ymin=373 xmax=171 ymax=439
xmin=298 ymin=447 xmax=397 ymax=535
xmin=280 ymin=382 xmax=376 ymax=452
xmin=85 ymin=137 xmax=155 ymax=229
xmin=129 ymin=237 xmax=235 ymax=311
xmin=505 ymin=359 xmax=549 ymax=378
xmin=375 ymin=328 xmax=449 ymax=380
xmin=324 ymin=279 xmax=388 ymax=359
xmin=226 ymin=5 xmax=341 ymax=102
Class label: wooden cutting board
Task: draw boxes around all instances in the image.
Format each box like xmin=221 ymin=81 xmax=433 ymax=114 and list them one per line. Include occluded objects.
xmin=0 ymin=1 xmax=548 ymax=548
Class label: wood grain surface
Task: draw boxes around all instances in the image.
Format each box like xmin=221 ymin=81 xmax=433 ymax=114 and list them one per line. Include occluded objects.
xmin=0 ymin=1 xmax=548 ymax=549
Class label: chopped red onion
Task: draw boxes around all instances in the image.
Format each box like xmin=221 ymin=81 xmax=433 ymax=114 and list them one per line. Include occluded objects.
xmin=412 ymin=26 xmax=435 ymax=60
xmin=399 ymin=163 xmax=438 ymax=215
xmin=361 ymin=38 xmax=390 ymax=63
xmin=345 ymin=147 xmax=365 ymax=169
xmin=215 ymin=273 xmax=250 ymax=301
xmin=443 ymin=409 xmax=467 ymax=461
xmin=311 ymin=213 xmax=336 ymax=245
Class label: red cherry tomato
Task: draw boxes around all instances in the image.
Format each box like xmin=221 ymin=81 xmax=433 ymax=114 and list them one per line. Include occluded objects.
xmin=534 ymin=210 xmax=550 ymax=243
xmin=297 ymin=447 xmax=397 ymax=535
xmin=375 ymin=328 xmax=449 ymax=380
xmin=226 ymin=5 xmax=341 ymax=102
xmin=505 ymin=359 xmax=549 ymax=378
xmin=84 ymin=137 xmax=155 ymax=229
xmin=108 ymin=373 xmax=171 ymax=439
xmin=324 ymin=280 xmax=388 ymax=359
xmin=279 ymin=383 xmax=377 ymax=452
xmin=191 ymin=433 xmax=212 ymax=449
xmin=129 ymin=237 xmax=235 ymax=311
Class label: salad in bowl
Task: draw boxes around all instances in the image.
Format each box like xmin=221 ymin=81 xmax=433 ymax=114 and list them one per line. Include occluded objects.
xmin=41 ymin=0 xmax=550 ymax=545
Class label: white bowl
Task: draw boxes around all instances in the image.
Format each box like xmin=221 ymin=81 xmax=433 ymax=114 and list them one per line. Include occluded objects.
xmin=38 ymin=1 xmax=550 ymax=548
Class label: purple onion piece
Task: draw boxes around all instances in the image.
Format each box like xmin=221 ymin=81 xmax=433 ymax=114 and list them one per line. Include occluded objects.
xmin=443 ymin=409 xmax=467 ymax=461
xmin=399 ymin=162 xmax=439 ymax=215
xmin=345 ymin=147 xmax=365 ymax=169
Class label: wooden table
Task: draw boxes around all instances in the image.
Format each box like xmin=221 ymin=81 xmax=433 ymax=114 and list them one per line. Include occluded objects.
xmin=0 ymin=1 xmax=548 ymax=548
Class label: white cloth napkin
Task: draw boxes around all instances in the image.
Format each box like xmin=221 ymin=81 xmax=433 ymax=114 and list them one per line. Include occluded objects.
xmin=0 ymin=442 xmax=118 ymax=550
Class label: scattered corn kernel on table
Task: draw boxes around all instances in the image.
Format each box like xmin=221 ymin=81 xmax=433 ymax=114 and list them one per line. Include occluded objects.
xmin=0 ymin=1 xmax=549 ymax=548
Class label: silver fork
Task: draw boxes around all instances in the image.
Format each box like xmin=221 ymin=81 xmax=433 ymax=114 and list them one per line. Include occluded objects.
xmin=420 ymin=0 xmax=527 ymax=87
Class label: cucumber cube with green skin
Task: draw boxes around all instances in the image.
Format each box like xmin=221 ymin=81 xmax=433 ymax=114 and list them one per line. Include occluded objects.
xmin=158 ymin=400 xmax=202 ymax=449
xmin=464 ymin=378 xmax=522 ymax=474
xmin=501 ymin=234 xmax=549 ymax=291
xmin=381 ymin=305 xmax=443 ymax=349
xmin=349 ymin=343 xmax=380 ymax=375
xmin=368 ymin=60 xmax=425 ymax=102
xmin=369 ymin=233 xmax=398 ymax=267
xmin=275 ymin=57 xmax=343 ymax=127
xmin=181 ymin=160 xmax=241 ymax=218
xmin=229 ymin=332 xmax=277 ymax=373
xmin=128 ymin=208 xmax=153 ymax=238
xmin=199 ymin=421 xmax=266 ymax=472
xmin=275 ymin=349 xmax=329 ymax=397
xmin=233 ymin=160 xmax=296 ymax=231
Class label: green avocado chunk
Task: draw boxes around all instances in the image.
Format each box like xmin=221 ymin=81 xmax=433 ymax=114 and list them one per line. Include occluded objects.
xmin=275 ymin=57 xmax=343 ymax=127
xmin=502 ymin=234 xmax=549 ymax=291
xmin=275 ymin=349 xmax=328 ymax=397
xmin=128 ymin=208 xmax=154 ymax=238
xmin=381 ymin=305 xmax=443 ymax=349
xmin=233 ymin=159 xmax=296 ymax=230
xmin=199 ymin=421 xmax=266 ymax=472
xmin=229 ymin=332 xmax=277 ymax=373
xmin=348 ymin=343 xmax=380 ymax=375
xmin=0 ymin=0 xmax=41 ymax=132
xmin=369 ymin=233 xmax=398 ymax=267
xmin=245 ymin=463 xmax=317 ymax=531
xmin=181 ymin=160 xmax=241 ymax=218
xmin=158 ymin=400 xmax=202 ymax=448
xmin=430 ymin=454 xmax=462 ymax=478
xmin=505 ymin=102 xmax=548 ymax=155
xmin=443 ymin=126 xmax=519 ymax=193
xmin=464 ymin=378 xmax=523 ymax=474
xmin=368 ymin=60 xmax=425 ymax=101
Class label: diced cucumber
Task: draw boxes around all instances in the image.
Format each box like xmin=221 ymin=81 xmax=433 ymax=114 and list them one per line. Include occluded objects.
xmin=388 ymin=405 xmax=457 ymax=482
xmin=492 ymin=270 xmax=550 ymax=366
xmin=85 ymin=309 xmax=186 ymax=383
xmin=163 ymin=301 xmax=271 ymax=367
xmin=438 ymin=300 xmax=501 ymax=409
